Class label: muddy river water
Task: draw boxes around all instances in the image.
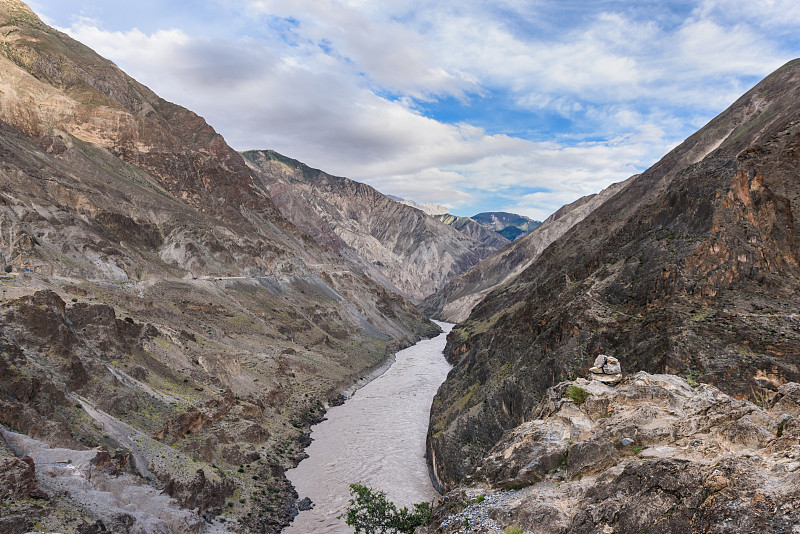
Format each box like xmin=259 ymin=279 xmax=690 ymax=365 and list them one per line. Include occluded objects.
xmin=284 ymin=322 xmax=454 ymax=533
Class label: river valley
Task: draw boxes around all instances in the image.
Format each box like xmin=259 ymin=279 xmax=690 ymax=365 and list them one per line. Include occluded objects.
xmin=284 ymin=322 xmax=454 ymax=533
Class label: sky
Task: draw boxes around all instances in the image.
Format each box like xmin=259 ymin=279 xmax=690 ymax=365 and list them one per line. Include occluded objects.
xmin=26 ymin=0 xmax=800 ymax=220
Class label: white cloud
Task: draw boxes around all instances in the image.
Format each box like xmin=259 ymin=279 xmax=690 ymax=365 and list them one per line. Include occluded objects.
xmin=44 ymin=0 xmax=800 ymax=220
xmin=694 ymin=0 xmax=800 ymax=28
xmin=58 ymin=17 xmax=531 ymax=186
xmin=249 ymin=0 xmax=477 ymax=99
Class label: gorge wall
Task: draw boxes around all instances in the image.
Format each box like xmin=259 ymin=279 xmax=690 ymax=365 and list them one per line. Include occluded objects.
xmin=427 ymin=58 xmax=800 ymax=492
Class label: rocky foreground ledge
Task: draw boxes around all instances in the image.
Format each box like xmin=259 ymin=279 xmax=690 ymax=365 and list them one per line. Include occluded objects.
xmin=420 ymin=372 xmax=800 ymax=534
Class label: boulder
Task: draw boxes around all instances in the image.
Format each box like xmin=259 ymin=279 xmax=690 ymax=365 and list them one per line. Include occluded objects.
xmin=0 ymin=455 xmax=47 ymax=501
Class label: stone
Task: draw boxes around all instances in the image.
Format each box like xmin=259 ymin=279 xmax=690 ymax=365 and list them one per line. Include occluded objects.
xmin=297 ymin=497 xmax=314 ymax=511
xmin=602 ymin=356 xmax=621 ymax=375
xmin=592 ymin=355 xmax=608 ymax=369
xmin=592 ymin=373 xmax=623 ymax=384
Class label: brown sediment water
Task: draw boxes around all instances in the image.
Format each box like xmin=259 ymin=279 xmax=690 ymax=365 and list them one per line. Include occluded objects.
xmin=284 ymin=322 xmax=454 ymax=533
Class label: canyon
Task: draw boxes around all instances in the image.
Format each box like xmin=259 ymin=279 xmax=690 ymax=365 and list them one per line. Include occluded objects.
xmin=1 ymin=1 xmax=800 ymax=533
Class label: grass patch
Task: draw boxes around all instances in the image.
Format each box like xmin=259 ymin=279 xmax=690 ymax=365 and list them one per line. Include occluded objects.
xmin=564 ymin=385 xmax=591 ymax=406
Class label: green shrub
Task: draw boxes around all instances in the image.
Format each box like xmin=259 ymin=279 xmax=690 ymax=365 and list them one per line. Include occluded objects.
xmin=504 ymin=527 xmax=523 ymax=534
xmin=564 ymin=385 xmax=591 ymax=405
xmin=339 ymin=483 xmax=431 ymax=533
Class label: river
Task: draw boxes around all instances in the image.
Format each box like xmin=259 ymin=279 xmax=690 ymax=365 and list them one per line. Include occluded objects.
xmin=283 ymin=321 xmax=454 ymax=533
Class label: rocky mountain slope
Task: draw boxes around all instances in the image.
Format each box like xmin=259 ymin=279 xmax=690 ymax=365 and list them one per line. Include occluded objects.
xmin=0 ymin=2 xmax=438 ymax=532
xmin=422 ymin=372 xmax=800 ymax=534
xmin=433 ymin=213 xmax=511 ymax=249
xmin=427 ymin=58 xmax=800 ymax=492
xmin=241 ymin=150 xmax=502 ymax=302
xmin=424 ymin=179 xmax=631 ymax=323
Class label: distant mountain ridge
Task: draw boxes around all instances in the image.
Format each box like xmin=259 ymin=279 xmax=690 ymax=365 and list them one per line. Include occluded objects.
xmin=472 ymin=211 xmax=542 ymax=235
xmin=436 ymin=210 xmax=542 ymax=243
xmin=432 ymin=213 xmax=511 ymax=249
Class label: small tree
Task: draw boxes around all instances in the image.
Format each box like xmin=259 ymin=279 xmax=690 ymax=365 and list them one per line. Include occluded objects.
xmin=340 ymin=483 xmax=431 ymax=534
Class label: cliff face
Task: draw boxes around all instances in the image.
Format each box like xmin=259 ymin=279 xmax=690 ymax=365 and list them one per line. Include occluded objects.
xmin=0 ymin=2 xmax=438 ymax=532
xmin=242 ymin=150 xmax=502 ymax=302
xmin=427 ymin=59 xmax=800 ymax=491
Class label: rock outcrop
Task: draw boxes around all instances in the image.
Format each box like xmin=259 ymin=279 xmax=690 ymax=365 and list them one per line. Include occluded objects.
xmin=422 ymin=373 xmax=800 ymax=534
xmin=428 ymin=58 xmax=800 ymax=492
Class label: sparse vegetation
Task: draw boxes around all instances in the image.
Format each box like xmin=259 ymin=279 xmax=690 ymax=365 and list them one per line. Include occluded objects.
xmin=504 ymin=527 xmax=523 ymax=534
xmin=564 ymin=385 xmax=591 ymax=405
xmin=750 ymin=387 xmax=772 ymax=408
xmin=340 ymin=483 xmax=431 ymax=533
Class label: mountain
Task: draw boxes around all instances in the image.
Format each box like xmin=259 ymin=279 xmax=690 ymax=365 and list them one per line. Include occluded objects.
xmin=471 ymin=211 xmax=542 ymax=240
xmin=0 ymin=2 xmax=437 ymax=532
xmin=433 ymin=213 xmax=511 ymax=249
xmin=427 ymin=59 xmax=800 ymax=492
xmin=424 ymin=179 xmax=631 ymax=323
xmin=434 ymin=210 xmax=541 ymax=245
xmin=390 ymin=196 xmax=451 ymax=217
xmin=496 ymin=225 xmax=525 ymax=241
xmin=241 ymin=150 xmax=502 ymax=302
